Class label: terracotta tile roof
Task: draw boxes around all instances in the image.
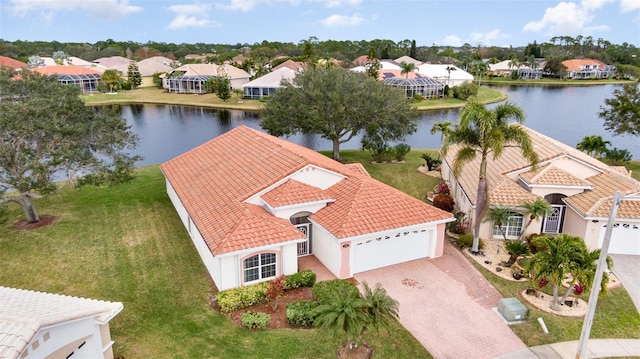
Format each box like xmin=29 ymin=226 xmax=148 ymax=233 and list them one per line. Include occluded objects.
xmin=489 ymin=178 xmax=539 ymax=206
xmin=344 ymin=163 xmax=371 ymax=177
xmin=564 ymin=172 xmax=640 ymax=219
xmin=519 ymin=165 xmax=592 ymax=187
xmin=31 ymin=65 xmax=102 ymax=76
xmin=162 ymin=126 xmax=452 ymax=254
xmin=262 ymin=179 xmax=334 ymax=207
xmin=0 ymin=56 xmax=27 ymax=70
xmin=272 ymin=60 xmax=305 ymax=72
xmin=313 ymin=176 xmax=453 ymax=238
xmin=444 ymin=125 xmax=611 ymax=205
xmin=0 ymin=287 xmax=122 ymax=359
xmin=562 ymin=58 xmax=607 ymax=72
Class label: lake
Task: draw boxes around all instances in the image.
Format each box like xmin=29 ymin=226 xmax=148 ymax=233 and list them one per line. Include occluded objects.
xmin=119 ymin=84 xmax=639 ymax=166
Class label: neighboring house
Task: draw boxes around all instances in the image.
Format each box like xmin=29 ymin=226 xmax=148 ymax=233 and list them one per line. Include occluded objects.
xmin=488 ymin=60 xmax=542 ymax=79
xmin=242 ymin=66 xmax=297 ymax=99
xmin=0 ymin=55 xmax=28 ymax=71
xmin=184 ymin=54 xmax=207 ymax=63
xmin=272 ymin=59 xmax=305 ymax=72
xmin=378 ymin=69 xmax=444 ymax=99
xmin=442 ymin=125 xmax=640 ymax=255
xmin=562 ymin=58 xmax=615 ymax=79
xmin=394 ymin=56 xmax=422 ymax=66
xmin=0 ymin=286 xmax=123 ymax=359
xmin=92 ymin=56 xmax=131 ymax=69
xmin=164 ymin=63 xmax=250 ymax=93
xmin=379 ymin=59 xmax=402 ymax=70
xmin=41 ymin=56 xmax=93 ymax=68
xmin=32 ymin=66 xmax=102 ymax=93
xmin=352 ymin=55 xmax=369 ymax=66
xmin=115 ymin=56 xmax=175 ymax=87
xmin=161 ymin=126 xmax=453 ymax=290
xmin=416 ymin=64 xmax=474 ymax=87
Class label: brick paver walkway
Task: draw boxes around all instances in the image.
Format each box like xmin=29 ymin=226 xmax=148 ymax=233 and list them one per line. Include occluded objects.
xmin=355 ymin=241 xmax=526 ymax=359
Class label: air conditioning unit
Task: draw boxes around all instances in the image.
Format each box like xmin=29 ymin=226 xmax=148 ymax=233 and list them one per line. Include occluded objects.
xmin=498 ymin=297 xmax=528 ymax=322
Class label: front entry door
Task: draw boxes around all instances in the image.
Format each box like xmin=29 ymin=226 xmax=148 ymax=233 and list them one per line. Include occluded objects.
xmin=543 ymin=205 xmax=564 ymax=234
xmin=295 ymin=223 xmax=311 ymax=256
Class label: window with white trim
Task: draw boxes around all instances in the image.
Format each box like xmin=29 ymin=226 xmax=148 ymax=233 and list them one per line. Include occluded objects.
xmin=492 ymin=213 xmax=524 ymax=239
xmin=243 ymin=253 xmax=277 ymax=283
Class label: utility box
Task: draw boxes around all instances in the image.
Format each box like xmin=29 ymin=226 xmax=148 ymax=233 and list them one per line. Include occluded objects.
xmin=499 ymin=297 xmax=528 ymax=322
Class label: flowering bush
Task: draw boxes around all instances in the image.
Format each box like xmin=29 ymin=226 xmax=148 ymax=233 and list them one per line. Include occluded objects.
xmin=434 ymin=182 xmax=450 ymax=194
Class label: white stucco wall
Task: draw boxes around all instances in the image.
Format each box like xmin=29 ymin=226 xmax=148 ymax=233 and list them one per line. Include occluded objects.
xmin=309 ymin=224 xmax=342 ymax=277
xmin=289 ymin=165 xmax=344 ymax=190
xmin=25 ymin=318 xmax=107 ymax=359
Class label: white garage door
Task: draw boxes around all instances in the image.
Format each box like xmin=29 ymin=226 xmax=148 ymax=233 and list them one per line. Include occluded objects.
xmin=598 ymin=223 xmax=640 ymax=256
xmin=352 ymin=229 xmax=432 ymax=274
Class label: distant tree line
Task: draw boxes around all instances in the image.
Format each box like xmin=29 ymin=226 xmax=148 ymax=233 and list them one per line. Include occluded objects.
xmin=1 ymin=35 xmax=638 ymax=70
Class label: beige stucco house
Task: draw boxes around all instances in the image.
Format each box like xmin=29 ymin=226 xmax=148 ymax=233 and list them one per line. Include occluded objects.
xmin=442 ymin=125 xmax=640 ymax=255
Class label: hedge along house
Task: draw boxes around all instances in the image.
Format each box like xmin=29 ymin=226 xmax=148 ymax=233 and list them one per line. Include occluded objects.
xmin=0 ymin=287 xmax=123 ymax=359
xmin=161 ymin=126 xmax=453 ymax=290
xmin=441 ymin=125 xmax=640 ymax=255
xmin=31 ymin=66 xmax=102 ymax=93
xmin=165 ymin=64 xmax=250 ymax=94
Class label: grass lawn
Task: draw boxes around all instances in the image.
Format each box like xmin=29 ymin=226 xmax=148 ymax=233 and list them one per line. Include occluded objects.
xmin=0 ymin=165 xmax=430 ymax=359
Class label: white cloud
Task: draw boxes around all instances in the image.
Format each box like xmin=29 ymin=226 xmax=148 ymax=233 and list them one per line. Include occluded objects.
xmin=166 ymin=2 xmax=221 ymax=29
xmin=320 ymin=13 xmax=364 ymax=26
xmin=523 ymin=1 xmax=609 ymax=35
xmin=581 ymin=0 xmax=614 ymax=10
xmin=469 ymin=29 xmax=512 ymax=46
xmin=440 ymin=35 xmax=462 ymax=47
xmin=8 ymin=0 xmax=142 ymax=19
xmin=216 ymin=0 xmax=300 ymax=12
xmin=166 ymin=14 xmax=221 ymax=29
xmin=621 ymin=0 xmax=640 ymax=12
xmin=311 ymin=0 xmax=362 ymax=8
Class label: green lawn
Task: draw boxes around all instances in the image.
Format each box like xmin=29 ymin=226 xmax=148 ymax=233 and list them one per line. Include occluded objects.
xmin=0 ymin=165 xmax=430 ymax=359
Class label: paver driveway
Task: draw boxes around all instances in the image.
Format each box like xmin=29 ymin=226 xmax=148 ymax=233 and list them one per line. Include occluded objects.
xmin=355 ymin=241 xmax=526 ymax=359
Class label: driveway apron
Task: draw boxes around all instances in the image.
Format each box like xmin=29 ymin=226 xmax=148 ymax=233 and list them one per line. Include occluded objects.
xmin=355 ymin=241 xmax=526 ymax=359
xmin=610 ymin=254 xmax=640 ymax=313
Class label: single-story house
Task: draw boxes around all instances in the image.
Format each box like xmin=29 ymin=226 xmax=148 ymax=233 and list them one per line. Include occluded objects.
xmin=394 ymin=56 xmax=422 ymax=66
xmin=164 ymin=63 xmax=250 ymax=93
xmin=488 ymin=60 xmax=542 ymax=79
xmin=242 ymin=66 xmax=297 ymax=99
xmin=32 ymin=66 xmax=102 ymax=93
xmin=161 ymin=126 xmax=453 ymax=290
xmin=0 ymin=55 xmax=28 ymax=71
xmin=416 ymin=64 xmax=474 ymax=87
xmin=92 ymin=56 xmax=131 ymax=69
xmin=272 ymin=60 xmax=305 ymax=72
xmin=114 ymin=56 xmax=175 ymax=87
xmin=562 ymin=58 xmax=615 ymax=79
xmin=441 ymin=125 xmax=640 ymax=255
xmin=0 ymin=286 xmax=123 ymax=359
xmin=378 ymin=69 xmax=444 ymax=99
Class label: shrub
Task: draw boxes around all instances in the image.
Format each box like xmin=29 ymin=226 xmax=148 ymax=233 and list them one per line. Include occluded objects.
xmin=433 ymin=193 xmax=455 ymax=212
xmin=526 ymin=233 xmax=547 ymax=254
xmin=286 ymin=300 xmax=318 ymax=327
xmin=284 ymin=270 xmax=316 ymax=290
xmin=434 ymin=182 xmax=450 ymax=195
xmin=241 ymin=311 xmax=271 ymax=329
xmin=312 ymin=279 xmax=359 ymax=305
xmin=413 ymin=93 xmax=423 ymax=101
xmin=504 ymin=240 xmax=530 ymax=264
xmin=446 ymin=210 xmax=469 ymax=235
xmin=453 ymin=82 xmax=478 ymax=100
xmin=215 ymin=282 xmax=268 ymax=312
xmin=421 ymin=153 xmax=441 ymax=171
xmin=393 ymin=143 xmax=411 ymax=161
xmin=267 ymin=275 xmax=285 ymax=310
xmin=455 ymin=234 xmax=485 ymax=250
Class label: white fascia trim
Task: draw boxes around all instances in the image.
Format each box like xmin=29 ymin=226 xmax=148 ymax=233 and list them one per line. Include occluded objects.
xmin=312 ymin=218 xmax=453 ymax=244
xmin=215 ymin=238 xmax=305 ymax=259
xmin=510 ymin=154 xmax=606 ymax=177
xmin=524 ymin=183 xmax=592 ymax=190
xmin=263 ymin=199 xmax=335 ymax=213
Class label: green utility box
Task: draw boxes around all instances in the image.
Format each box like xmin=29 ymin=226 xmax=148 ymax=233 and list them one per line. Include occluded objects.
xmin=498 ymin=297 xmax=528 ymax=321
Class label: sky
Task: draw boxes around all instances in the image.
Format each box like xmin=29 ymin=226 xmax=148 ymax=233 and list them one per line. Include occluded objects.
xmin=0 ymin=0 xmax=639 ymax=48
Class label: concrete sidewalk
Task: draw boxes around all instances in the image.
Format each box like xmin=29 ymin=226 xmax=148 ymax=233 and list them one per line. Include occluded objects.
xmin=494 ymin=339 xmax=640 ymax=358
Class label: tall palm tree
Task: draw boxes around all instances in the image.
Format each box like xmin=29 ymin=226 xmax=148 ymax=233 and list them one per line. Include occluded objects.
xmin=518 ymin=198 xmax=553 ymax=240
xmin=445 ymin=65 xmax=457 ymax=87
xmin=525 ymin=234 xmax=584 ymax=310
xmin=399 ymin=61 xmax=415 ymax=78
xmin=576 ymin=135 xmax=610 ymax=157
xmin=430 ymin=121 xmax=453 ymax=143
xmin=484 ymin=206 xmax=512 ymax=241
xmin=441 ymin=101 xmax=538 ymax=254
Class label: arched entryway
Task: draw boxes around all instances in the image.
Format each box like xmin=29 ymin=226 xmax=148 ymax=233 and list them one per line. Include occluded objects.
xmin=542 ymin=193 xmax=567 ymax=234
xmin=291 ymin=211 xmax=312 ymax=256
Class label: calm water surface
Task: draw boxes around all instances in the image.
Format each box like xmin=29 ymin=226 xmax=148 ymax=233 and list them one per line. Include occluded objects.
xmin=120 ymin=84 xmax=639 ymax=166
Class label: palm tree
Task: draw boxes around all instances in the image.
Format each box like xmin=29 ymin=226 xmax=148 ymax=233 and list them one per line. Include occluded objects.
xmin=430 ymin=121 xmax=453 ymax=143
xmin=445 ymin=65 xmax=457 ymax=87
xmin=314 ymin=285 xmax=369 ymax=348
xmin=559 ymin=245 xmax=612 ymax=305
xmin=576 ymin=135 xmax=610 ymax=157
xmin=361 ymin=282 xmax=399 ymax=335
xmin=525 ymin=234 xmax=584 ymax=310
xmin=484 ymin=206 xmax=512 ymax=241
xmin=399 ymin=61 xmax=415 ymax=78
xmin=442 ymin=101 xmax=538 ymax=254
xmin=518 ymin=198 xmax=553 ymax=240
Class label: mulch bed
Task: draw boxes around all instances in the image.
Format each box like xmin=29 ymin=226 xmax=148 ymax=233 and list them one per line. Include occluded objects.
xmin=220 ymin=287 xmax=314 ymax=329
xmin=13 ymin=215 xmax=58 ymax=231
